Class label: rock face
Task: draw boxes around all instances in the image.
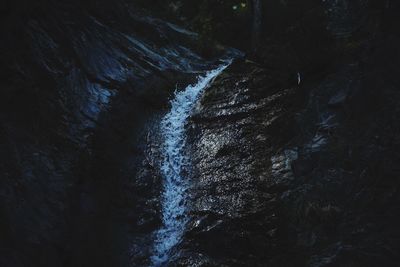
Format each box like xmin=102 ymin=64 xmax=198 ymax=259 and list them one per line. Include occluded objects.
xmin=0 ymin=1 xmax=231 ymax=266
xmin=1 ymin=0 xmax=400 ymax=266
xmin=165 ymin=1 xmax=400 ymax=266
xmin=179 ymin=60 xmax=301 ymax=266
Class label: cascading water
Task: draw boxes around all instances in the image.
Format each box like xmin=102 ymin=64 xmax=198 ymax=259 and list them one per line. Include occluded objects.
xmin=150 ymin=62 xmax=230 ymax=266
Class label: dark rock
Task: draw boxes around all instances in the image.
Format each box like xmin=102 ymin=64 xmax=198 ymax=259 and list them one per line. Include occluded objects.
xmin=2 ymin=0 xmax=400 ymax=266
xmin=0 ymin=1 xmax=228 ymax=266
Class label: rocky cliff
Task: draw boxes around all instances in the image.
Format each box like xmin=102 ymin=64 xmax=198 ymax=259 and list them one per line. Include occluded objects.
xmin=1 ymin=0 xmax=400 ymax=266
xmin=171 ymin=0 xmax=400 ymax=266
xmin=0 ymin=1 xmax=232 ymax=266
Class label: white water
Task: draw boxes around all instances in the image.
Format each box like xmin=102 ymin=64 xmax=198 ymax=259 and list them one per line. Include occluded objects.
xmin=150 ymin=63 xmax=230 ymax=266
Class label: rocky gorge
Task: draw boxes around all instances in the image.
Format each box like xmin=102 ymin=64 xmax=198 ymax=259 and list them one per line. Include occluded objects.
xmin=1 ymin=0 xmax=400 ymax=266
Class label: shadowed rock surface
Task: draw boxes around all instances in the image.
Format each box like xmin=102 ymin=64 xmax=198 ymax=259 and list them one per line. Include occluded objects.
xmin=1 ymin=0 xmax=400 ymax=266
xmin=0 ymin=1 xmax=234 ymax=266
xmin=167 ymin=1 xmax=400 ymax=266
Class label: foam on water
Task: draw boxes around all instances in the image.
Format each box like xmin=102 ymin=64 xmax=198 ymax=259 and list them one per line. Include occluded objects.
xmin=151 ymin=63 xmax=230 ymax=266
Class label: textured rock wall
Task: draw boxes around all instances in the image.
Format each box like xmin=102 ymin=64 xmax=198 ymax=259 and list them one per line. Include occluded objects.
xmin=1 ymin=0 xmax=399 ymax=266
xmin=171 ymin=0 xmax=400 ymax=266
xmin=180 ymin=59 xmax=301 ymax=266
xmin=0 ymin=1 xmax=223 ymax=266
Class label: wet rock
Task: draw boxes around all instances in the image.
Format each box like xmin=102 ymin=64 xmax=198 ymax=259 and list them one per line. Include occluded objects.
xmin=169 ymin=2 xmax=400 ymax=265
xmin=177 ymin=60 xmax=301 ymax=265
xmin=2 ymin=0 xmax=400 ymax=266
xmin=0 ymin=1 xmax=228 ymax=266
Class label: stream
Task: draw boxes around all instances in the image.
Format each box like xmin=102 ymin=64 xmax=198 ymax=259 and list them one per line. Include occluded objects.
xmin=150 ymin=62 xmax=230 ymax=266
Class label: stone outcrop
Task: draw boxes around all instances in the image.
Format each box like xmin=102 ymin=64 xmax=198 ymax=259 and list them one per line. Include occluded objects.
xmin=1 ymin=0 xmax=400 ymax=266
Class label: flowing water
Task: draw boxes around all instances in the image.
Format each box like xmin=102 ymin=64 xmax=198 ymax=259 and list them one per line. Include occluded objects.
xmin=150 ymin=63 xmax=230 ymax=266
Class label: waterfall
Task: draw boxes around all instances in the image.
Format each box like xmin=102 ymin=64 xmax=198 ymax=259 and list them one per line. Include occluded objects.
xmin=150 ymin=62 xmax=230 ymax=266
